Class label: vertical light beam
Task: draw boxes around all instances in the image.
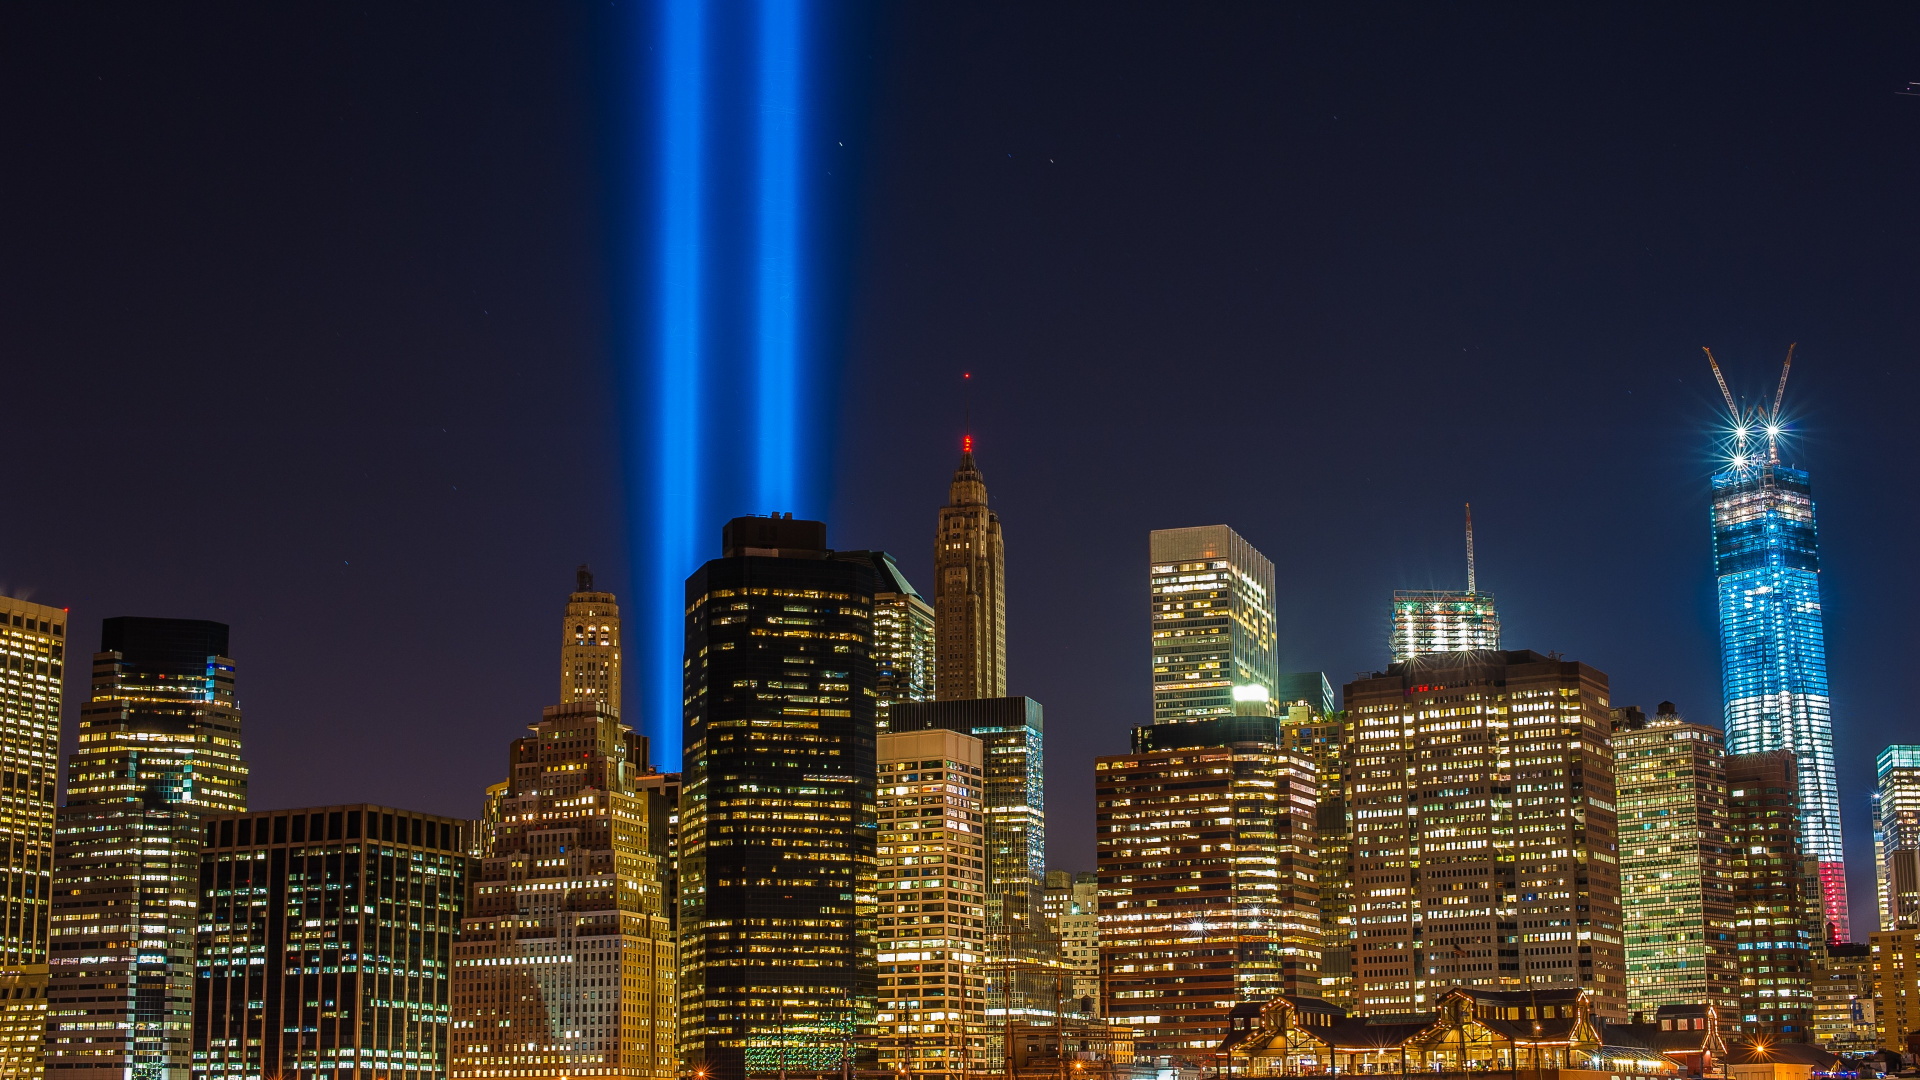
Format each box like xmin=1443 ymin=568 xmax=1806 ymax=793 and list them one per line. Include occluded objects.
xmin=755 ymin=0 xmax=802 ymax=511
xmin=654 ymin=0 xmax=704 ymax=768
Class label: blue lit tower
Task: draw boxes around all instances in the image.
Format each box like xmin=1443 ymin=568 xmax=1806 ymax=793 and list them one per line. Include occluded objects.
xmin=1705 ymin=346 xmax=1849 ymax=942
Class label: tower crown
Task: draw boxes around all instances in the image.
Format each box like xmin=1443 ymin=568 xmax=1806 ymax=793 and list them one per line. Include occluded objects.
xmin=948 ymin=438 xmax=988 ymax=507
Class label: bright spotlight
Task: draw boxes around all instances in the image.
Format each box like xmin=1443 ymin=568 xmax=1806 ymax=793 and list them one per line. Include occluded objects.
xmin=1765 ymin=424 xmax=1781 ymax=437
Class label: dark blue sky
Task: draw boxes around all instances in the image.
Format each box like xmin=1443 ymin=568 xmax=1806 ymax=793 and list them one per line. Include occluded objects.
xmin=2 ymin=4 xmax=1917 ymax=935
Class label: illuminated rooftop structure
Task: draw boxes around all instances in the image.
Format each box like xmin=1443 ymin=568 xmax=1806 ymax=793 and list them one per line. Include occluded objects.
xmin=1703 ymin=345 xmax=1848 ymax=942
xmin=1389 ymin=505 xmax=1499 ymax=663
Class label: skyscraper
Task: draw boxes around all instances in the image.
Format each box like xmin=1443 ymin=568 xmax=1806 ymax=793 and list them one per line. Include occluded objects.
xmin=680 ymin=516 xmax=877 ymax=1080
xmin=1611 ymin=703 xmax=1739 ymax=1015
xmin=48 ymin=617 xmax=248 ymax=1080
xmin=1149 ymin=526 xmax=1277 ymax=725
xmin=1342 ymin=650 xmax=1626 ymax=1018
xmin=1096 ymin=713 xmax=1319 ymax=1064
xmin=562 ymin=565 xmax=622 ymax=716
xmin=194 ymin=805 xmax=471 ymax=1080
xmin=1387 ymin=506 xmax=1500 ymax=663
xmin=1727 ymin=751 xmax=1815 ymax=1039
xmin=0 ymin=596 xmax=65 ymax=1080
xmin=935 ymin=439 xmax=1005 ymax=701
xmin=838 ymin=551 xmax=934 ymax=732
xmin=875 ymin=728 xmax=987 ymax=1080
xmin=1875 ymin=747 xmax=1920 ymax=931
xmin=450 ymin=700 xmax=678 ymax=1080
xmin=1706 ymin=351 xmax=1847 ymax=941
xmin=890 ymin=699 xmax=1045 ymax=949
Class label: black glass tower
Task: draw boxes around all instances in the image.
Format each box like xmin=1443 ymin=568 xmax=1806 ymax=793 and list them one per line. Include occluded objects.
xmin=679 ymin=516 xmax=877 ymax=1080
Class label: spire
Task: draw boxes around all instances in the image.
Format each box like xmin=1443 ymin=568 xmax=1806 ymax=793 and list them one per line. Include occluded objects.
xmin=576 ymin=564 xmax=594 ymax=593
xmin=1465 ymin=503 xmax=1476 ymax=595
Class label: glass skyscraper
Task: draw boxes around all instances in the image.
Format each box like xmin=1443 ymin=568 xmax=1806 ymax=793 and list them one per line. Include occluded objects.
xmin=1711 ymin=458 xmax=1848 ymax=941
xmin=1148 ymin=525 xmax=1277 ymax=724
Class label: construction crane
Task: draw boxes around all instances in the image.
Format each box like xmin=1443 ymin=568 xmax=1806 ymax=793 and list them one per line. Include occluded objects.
xmin=1464 ymin=503 xmax=1477 ymax=596
xmin=1702 ymin=343 xmax=1797 ymax=466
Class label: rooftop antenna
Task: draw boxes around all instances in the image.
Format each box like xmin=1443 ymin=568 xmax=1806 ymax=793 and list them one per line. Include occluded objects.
xmin=962 ymin=371 xmax=973 ymax=455
xmin=1464 ymin=503 xmax=1477 ymax=595
xmin=1768 ymin=342 xmax=1795 ymax=464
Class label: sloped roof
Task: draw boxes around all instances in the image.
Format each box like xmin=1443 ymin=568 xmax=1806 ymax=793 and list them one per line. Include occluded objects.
xmin=1724 ymin=1040 xmax=1839 ymax=1068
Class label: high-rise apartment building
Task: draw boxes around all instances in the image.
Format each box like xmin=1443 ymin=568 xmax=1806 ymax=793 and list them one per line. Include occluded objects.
xmin=194 ymin=805 xmax=470 ymax=1080
xmin=0 ymin=596 xmax=65 ymax=1079
xmin=450 ymin=699 xmax=677 ymax=1080
xmin=1149 ymin=526 xmax=1277 ymax=725
xmin=1876 ymin=747 xmax=1920 ymax=931
xmin=1611 ymin=702 xmax=1739 ymax=1015
xmin=680 ymin=516 xmax=877 ymax=1080
xmin=1096 ymin=714 xmax=1319 ymax=1065
xmin=891 ymin=699 xmax=1045 ymax=949
xmin=562 ymin=566 xmax=622 ymax=716
xmin=48 ymin=617 xmax=247 ymax=1080
xmin=875 ymin=728 xmax=987 ymax=1080
xmin=934 ymin=441 xmax=1005 ymax=701
xmin=1872 ymin=929 xmax=1920 ymax=1052
xmin=1711 ymin=441 xmax=1847 ymax=940
xmin=1342 ymin=650 xmax=1626 ymax=1018
xmin=840 ymin=551 xmax=934 ymax=732
xmin=1727 ymin=751 xmax=1815 ymax=1040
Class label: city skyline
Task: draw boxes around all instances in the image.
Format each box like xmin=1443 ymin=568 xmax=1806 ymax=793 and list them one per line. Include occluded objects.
xmin=3 ymin=5 xmax=1917 ymax=949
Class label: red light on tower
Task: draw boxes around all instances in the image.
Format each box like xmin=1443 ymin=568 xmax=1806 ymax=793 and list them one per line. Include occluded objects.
xmin=963 ymin=434 xmax=972 ymax=454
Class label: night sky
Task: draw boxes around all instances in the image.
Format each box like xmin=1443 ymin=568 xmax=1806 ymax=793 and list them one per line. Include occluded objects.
xmin=4 ymin=5 xmax=1918 ymax=935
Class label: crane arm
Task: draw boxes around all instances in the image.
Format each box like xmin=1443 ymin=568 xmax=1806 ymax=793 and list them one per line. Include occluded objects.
xmin=1703 ymin=347 xmax=1740 ymax=423
xmin=1772 ymin=342 xmax=1795 ymax=423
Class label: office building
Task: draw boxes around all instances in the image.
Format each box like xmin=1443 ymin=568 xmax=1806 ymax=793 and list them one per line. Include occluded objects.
xmin=48 ymin=617 xmax=247 ymax=1080
xmin=934 ymin=440 xmax=1005 ymax=701
xmin=1710 ymin=436 xmax=1847 ymax=940
xmin=194 ymin=805 xmax=470 ymax=1080
xmin=1810 ymin=941 xmax=1875 ymax=1052
xmin=1611 ymin=702 xmax=1739 ymax=1015
xmin=1279 ymin=704 xmax=1355 ymax=1009
xmin=1873 ymin=928 xmax=1920 ymax=1052
xmin=561 ymin=566 xmax=622 ymax=715
xmin=1276 ymin=672 xmax=1335 ymax=716
xmin=1342 ymin=650 xmax=1626 ymax=1019
xmin=679 ymin=516 xmax=877 ymax=1080
xmin=1042 ymin=873 xmax=1099 ymax=1007
xmin=1726 ymin=751 xmax=1815 ymax=1040
xmin=1096 ymin=714 xmax=1319 ymax=1065
xmin=875 ymin=729 xmax=987 ymax=1080
xmin=1149 ymin=526 xmax=1278 ymax=725
xmin=450 ymin=699 xmax=677 ymax=1080
xmin=890 ymin=699 xmax=1045 ymax=949
xmin=0 ymin=596 xmax=64 ymax=1080
xmin=1876 ymin=747 xmax=1920 ymax=931
xmin=839 ymin=551 xmax=934 ymax=732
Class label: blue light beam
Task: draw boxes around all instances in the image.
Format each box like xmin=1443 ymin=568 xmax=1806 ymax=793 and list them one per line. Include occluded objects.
xmin=755 ymin=0 xmax=802 ymax=512
xmin=652 ymin=0 xmax=705 ymax=769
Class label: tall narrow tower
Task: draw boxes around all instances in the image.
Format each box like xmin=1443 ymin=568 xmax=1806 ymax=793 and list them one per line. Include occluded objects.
xmin=561 ymin=565 xmax=621 ymax=716
xmin=1704 ymin=346 xmax=1848 ymax=942
xmin=934 ymin=437 xmax=1006 ymax=700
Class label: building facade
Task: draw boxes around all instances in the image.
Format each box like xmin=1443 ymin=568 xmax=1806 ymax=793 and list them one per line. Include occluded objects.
xmin=1341 ymin=650 xmax=1627 ymax=1019
xmin=1611 ymin=703 xmax=1739 ymax=1015
xmin=841 ymin=551 xmax=934 ymax=732
xmin=934 ymin=441 xmax=1005 ymax=701
xmin=1726 ymin=751 xmax=1815 ymax=1040
xmin=1711 ymin=457 xmax=1847 ymax=940
xmin=1096 ymin=714 xmax=1319 ymax=1064
xmin=1872 ymin=929 xmax=1920 ymax=1053
xmin=450 ymin=700 xmax=677 ymax=1080
xmin=1042 ymin=872 xmax=1099 ymax=1007
xmin=679 ymin=517 xmax=877 ymax=1080
xmin=1149 ymin=526 xmax=1278 ymax=725
xmin=194 ymin=806 xmax=470 ymax=1080
xmin=1876 ymin=747 xmax=1920 ymax=932
xmin=0 ymin=596 xmax=64 ymax=1079
xmin=1280 ymin=705 xmax=1355 ymax=1010
xmin=876 ymin=729 xmax=987 ymax=1080
xmin=49 ymin=617 xmax=248 ymax=1080
xmin=1388 ymin=592 xmax=1501 ymax=663
xmin=1810 ymin=941 xmax=1875 ymax=1052
xmin=561 ymin=565 xmax=622 ymax=716
xmin=890 ymin=699 xmax=1045 ymax=951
